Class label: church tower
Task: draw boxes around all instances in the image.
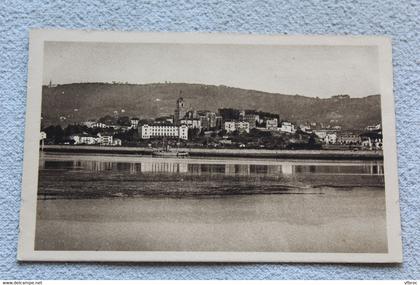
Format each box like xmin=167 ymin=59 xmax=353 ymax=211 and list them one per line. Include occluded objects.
xmin=174 ymin=96 xmax=186 ymax=125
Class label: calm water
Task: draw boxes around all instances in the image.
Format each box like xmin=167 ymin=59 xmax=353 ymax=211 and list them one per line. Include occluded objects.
xmin=35 ymin=153 xmax=387 ymax=253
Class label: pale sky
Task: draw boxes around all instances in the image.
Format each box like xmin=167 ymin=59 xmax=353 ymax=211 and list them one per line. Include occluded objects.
xmin=43 ymin=42 xmax=379 ymax=98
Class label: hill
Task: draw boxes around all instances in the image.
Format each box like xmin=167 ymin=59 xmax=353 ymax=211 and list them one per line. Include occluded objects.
xmin=41 ymin=82 xmax=381 ymax=130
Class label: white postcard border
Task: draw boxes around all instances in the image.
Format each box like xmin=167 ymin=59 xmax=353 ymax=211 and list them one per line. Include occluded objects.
xmin=18 ymin=29 xmax=402 ymax=263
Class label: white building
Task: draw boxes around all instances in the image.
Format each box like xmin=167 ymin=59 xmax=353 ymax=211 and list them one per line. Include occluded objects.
xmin=98 ymin=134 xmax=113 ymax=146
xmin=130 ymin=118 xmax=140 ymax=129
xmin=180 ymin=119 xmax=202 ymax=129
xmin=280 ymin=122 xmax=296 ymax=133
xmin=71 ymin=135 xmax=99 ymax=145
xmin=366 ymin=123 xmax=381 ymax=131
xmin=224 ymin=121 xmax=236 ymax=133
xmin=224 ymin=121 xmax=250 ymax=134
xmin=40 ymin=131 xmax=47 ymax=140
xmin=140 ymin=124 xmax=188 ymax=140
xmin=324 ymin=133 xmax=337 ymax=144
xmin=266 ymin=118 xmax=278 ymax=130
xmin=91 ymin=122 xmax=108 ymax=129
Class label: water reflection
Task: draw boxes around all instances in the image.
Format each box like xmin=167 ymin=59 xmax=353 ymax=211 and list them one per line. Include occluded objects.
xmin=41 ymin=157 xmax=384 ymax=176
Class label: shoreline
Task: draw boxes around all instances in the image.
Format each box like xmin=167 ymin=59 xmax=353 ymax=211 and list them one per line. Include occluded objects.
xmin=41 ymin=145 xmax=383 ymax=160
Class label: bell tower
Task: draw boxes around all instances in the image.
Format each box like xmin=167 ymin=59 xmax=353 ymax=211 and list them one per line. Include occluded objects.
xmin=174 ymin=96 xmax=186 ymax=125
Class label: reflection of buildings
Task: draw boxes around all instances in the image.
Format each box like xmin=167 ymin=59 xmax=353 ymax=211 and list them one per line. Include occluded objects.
xmin=141 ymin=161 xmax=188 ymax=173
xmin=40 ymin=158 xmax=385 ymax=176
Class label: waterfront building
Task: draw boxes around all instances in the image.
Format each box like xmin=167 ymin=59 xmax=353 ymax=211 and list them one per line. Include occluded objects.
xmin=98 ymin=133 xmax=114 ymax=146
xmin=71 ymin=134 xmax=99 ymax=145
xmin=174 ymin=97 xmax=187 ymax=125
xmin=194 ymin=111 xmax=218 ymax=130
xmin=337 ymin=132 xmax=361 ymax=145
xmin=324 ymin=133 xmax=337 ymax=144
xmin=140 ymin=124 xmax=188 ymax=140
xmin=40 ymin=131 xmax=47 ymax=140
xmin=361 ymin=131 xmax=383 ymax=150
xmin=366 ymin=123 xmax=381 ymax=131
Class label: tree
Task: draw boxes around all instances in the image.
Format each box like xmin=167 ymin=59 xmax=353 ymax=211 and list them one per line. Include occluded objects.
xmin=43 ymin=125 xmax=64 ymax=144
xmin=308 ymin=133 xmax=317 ymax=145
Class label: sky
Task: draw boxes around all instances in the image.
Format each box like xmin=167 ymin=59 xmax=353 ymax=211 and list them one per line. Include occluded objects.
xmin=43 ymin=42 xmax=380 ymax=98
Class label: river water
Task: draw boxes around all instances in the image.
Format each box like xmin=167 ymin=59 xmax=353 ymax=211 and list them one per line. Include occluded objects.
xmin=35 ymin=153 xmax=387 ymax=253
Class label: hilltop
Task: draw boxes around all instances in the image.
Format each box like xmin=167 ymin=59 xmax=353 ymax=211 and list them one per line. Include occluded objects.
xmin=41 ymin=82 xmax=381 ymax=129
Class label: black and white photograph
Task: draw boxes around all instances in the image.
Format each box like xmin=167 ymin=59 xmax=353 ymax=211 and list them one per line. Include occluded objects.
xmin=18 ymin=30 xmax=402 ymax=262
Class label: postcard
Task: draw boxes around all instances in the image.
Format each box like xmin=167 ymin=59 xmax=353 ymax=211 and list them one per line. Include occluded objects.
xmin=18 ymin=30 xmax=402 ymax=262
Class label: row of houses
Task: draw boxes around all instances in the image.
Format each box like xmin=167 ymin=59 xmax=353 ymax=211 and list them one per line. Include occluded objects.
xmin=223 ymin=118 xmax=297 ymax=134
xmin=70 ymin=133 xmax=122 ymax=146
xmin=312 ymin=128 xmax=383 ymax=149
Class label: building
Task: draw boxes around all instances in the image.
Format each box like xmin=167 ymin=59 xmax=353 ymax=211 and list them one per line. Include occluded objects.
xmin=224 ymin=121 xmax=250 ymax=134
xmin=180 ymin=118 xmax=201 ymax=129
xmin=174 ymin=97 xmax=187 ymax=125
xmin=130 ymin=118 xmax=140 ymax=129
xmin=82 ymin=121 xmax=97 ymax=128
xmin=113 ymin=138 xmax=122 ymax=146
xmin=98 ymin=133 xmax=114 ymax=146
xmin=91 ymin=122 xmax=108 ymax=129
xmin=337 ymin=132 xmax=361 ymax=144
xmin=361 ymin=131 xmax=383 ymax=149
xmin=140 ymin=124 xmax=188 ymax=140
xmin=71 ymin=134 xmax=98 ymax=145
xmin=324 ymin=133 xmax=337 ymax=144
xmin=280 ymin=122 xmax=296 ymax=133
xmin=243 ymin=113 xmax=259 ymax=129
xmin=266 ymin=118 xmax=278 ymax=130
xmin=224 ymin=121 xmax=236 ymax=133
xmin=366 ymin=123 xmax=381 ymax=131
xmin=40 ymin=131 xmax=47 ymax=140
xmin=206 ymin=112 xmax=218 ymax=129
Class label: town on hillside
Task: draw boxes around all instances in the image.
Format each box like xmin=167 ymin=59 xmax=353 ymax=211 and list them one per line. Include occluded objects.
xmin=40 ymin=97 xmax=383 ymax=151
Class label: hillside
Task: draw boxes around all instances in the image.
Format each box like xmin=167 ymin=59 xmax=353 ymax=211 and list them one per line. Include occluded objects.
xmin=41 ymin=82 xmax=382 ymax=129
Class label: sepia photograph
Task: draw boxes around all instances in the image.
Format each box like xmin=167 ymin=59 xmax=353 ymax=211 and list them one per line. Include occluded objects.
xmin=18 ymin=30 xmax=402 ymax=262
